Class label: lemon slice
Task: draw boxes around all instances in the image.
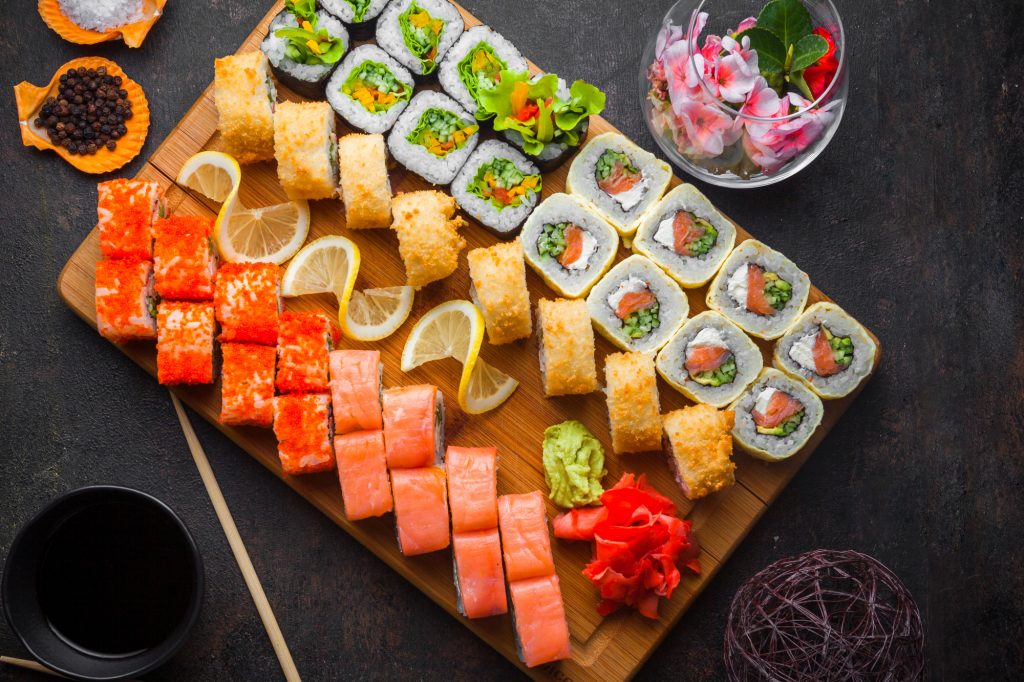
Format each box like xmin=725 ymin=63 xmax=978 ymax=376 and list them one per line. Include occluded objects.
xmin=462 ymin=358 xmax=520 ymax=414
xmin=176 ymin=150 xmax=241 ymax=203
xmin=282 ymin=235 xmax=361 ymax=323
xmin=344 ymin=286 xmax=415 ymax=342
xmin=216 ymin=200 xmax=310 ymax=264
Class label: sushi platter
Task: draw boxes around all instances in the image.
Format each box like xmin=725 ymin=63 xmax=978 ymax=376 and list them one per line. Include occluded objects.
xmin=57 ymin=1 xmax=880 ymax=680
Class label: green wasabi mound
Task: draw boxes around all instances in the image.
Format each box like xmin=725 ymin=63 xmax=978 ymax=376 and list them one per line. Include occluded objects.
xmin=542 ymin=420 xmax=607 ymax=508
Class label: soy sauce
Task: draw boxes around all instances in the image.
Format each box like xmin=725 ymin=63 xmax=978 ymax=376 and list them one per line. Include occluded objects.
xmin=36 ymin=501 xmax=194 ymax=657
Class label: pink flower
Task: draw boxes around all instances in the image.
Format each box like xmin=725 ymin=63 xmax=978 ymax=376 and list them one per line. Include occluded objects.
xmin=700 ymin=34 xmax=722 ymax=61
xmin=674 ymin=97 xmax=742 ymax=158
xmin=742 ymin=94 xmax=837 ymax=173
xmin=714 ymin=42 xmax=759 ymax=103
xmin=733 ymin=16 xmax=757 ymax=35
xmin=740 ymin=77 xmax=781 ymax=118
xmin=655 ymin=23 xmax=684 ymax=60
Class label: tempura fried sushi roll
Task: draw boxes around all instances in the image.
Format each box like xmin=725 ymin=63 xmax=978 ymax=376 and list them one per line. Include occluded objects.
xmin=521 ymin=193 xmax=619 ymax=299
xmin=322 ymin=0 xmax=392 ymax=39
xmin=391 ymin=190 xmax=467 ymax=287
xmin=451 ymin=141 xmax=542 ymax=237
xmin=153 ymin=215 xmax=217 ymax=301
xmin=274 ymin=100 xmax=338 ymax=200
xmin=219 ymin=343 xmax=276 ymax=427
xmin=453 ymin=529 xmax=508 ymax=619
xmin=633 ymin=184 xmax=737 ymax=288
xmin=662 ymin=404 xmax=736 ymax=501
xmin=214 ymin=51 xmax=277 ymax=164
xmin=337 ymin=133 xmax=393 ymax=228
xmin=95 ymin=259 xmax=157 ymax=343
xmin=445 ymin=446 xmax=498 ymax=533
xmin=329 ymin=349 xmax=383 ymax=433
xmin=604 ymin=351 xmax=662 ymax=454
xmin=497 ymin=491 xmax=555 ymax=582
xmin=391 ymin=467 xmax=450 ymax=556
xmin=656 ymin=311 xmax=763 ymax=408
xmin=706 ymin=239 xmax=810 ymax=340
xmin=275 ymin=311 xmax=333 ymax=394
xmin=334 ymin=430 xmax=393 ymax=520
xmin=326 ymin=45 xmax=414 ymax=134
xmin=214 ymin=262 xmax=281 ymax=345
xmin=438 ymin=25 xmax=528 ymax=115
xmin=729 ymin=368 xmax=824 ymax=461
xmin=387 ymin=91 xmax=479 ymax=185
xmin=536 ymin=298 xmax=598 ymax=397
xmin=587 ymin=255 xmax=688 ymax=353
xmin=260 ymin=7 xmax=349 ymax=99
xmin=273 ymin=393 xmax=335 ymax=474
xmin=376 ymin=0 xmax=465 ymax=77
xmin=466 ymin=239 xmax=532 ymax=345
xmin=509 ymin=574 xmax=571 ymax=668
xmin=97 ymin=179 xmax=165 ymax=260
xmin=156 ymin=301 xmax=216 ymax=385
xmin=382 ymin=385 xmax=444 ymax=469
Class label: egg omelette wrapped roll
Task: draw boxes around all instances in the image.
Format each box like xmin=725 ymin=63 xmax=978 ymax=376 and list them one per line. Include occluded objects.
xmin=603 ymin=351 xmax=662 ymax=454
xmin=536 ymin=298 xmax=598 ymax=397
xmin=214 ymin=52 xmax=276 ymax=164
xmin=338 ymin=133 xmax=393 ymax=228
xmin=274 ymin=100 xmax=338 ymax=200
xmin=391 ymin=190 xmax=467 ymax=288
xmin=466 ymin=238 xmax=532 ymax=345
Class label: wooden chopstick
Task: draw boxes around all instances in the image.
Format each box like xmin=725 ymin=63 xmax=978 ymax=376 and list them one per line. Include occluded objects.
xmin=169 ymin=392 xmax=302 ymax=682
xmin=0 ymin=656 xmax=67 ymax=678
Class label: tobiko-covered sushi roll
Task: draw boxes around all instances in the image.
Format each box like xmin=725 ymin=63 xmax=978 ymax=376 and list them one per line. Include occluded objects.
xmin=326 ymin=45 xmax=414 ymax=134
xmin=214 ymin=51 xmax=277 ymax=165
xmin=604 ymin=351 xmax=662 ymax=454
xmin=97 ymin=179 xmax=165 ymax=260
xmin=729 ymin=368 xmax=823 ymax=461
xmin=321 ymin=0 xmax=391 ymax=39
xmin=376 ymin=0 xmax=464 ymax=77
xmin=438 ymin=25 xmax=527 ymax=115
xmin=219 ymin=343 xmax=276 ymax=428
xmin=334 ymin=430 xmax=393 ymax=520
xmin=274 ymin=100 xmax=338 ymax=201
xmin=451 ymin=141 xmax=541 ymax=237
xmin=156 ymin=301 xmax=216 ymax=386
xmin=391 ymin=467 xmax=450 ymax=555
xmin=260 ymin=1 xmax=348 ymax=99
xmin=273 ymin=393 xmax=335 ymax=474
xmin=337 ymin=133 xmax=393 ymax=228
xmin=153 ymin=215 xmax=217 ymax=301
xmin=536 ymin=298 xmax=598 ymax=397
xmin=466 ymin=238 xmax=532 ymax=345
xmin=95 ymin=258 xmax=157 ymax=343
xmin=329 ymin=349 xmax=383 ymax=434
xmin=387 ymin=90 xmax=479 ymax=185
xmin=275 ymin=311 xmax=333 ymax=394
xmin=213 ymin=262 xmax=281 ymax=346
xmin=382 ymin=385 xmax=444 ymax=469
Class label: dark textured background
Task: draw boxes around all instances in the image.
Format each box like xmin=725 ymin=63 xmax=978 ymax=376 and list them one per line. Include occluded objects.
xmin=1 ymin=0 xmax=1022 ymax=680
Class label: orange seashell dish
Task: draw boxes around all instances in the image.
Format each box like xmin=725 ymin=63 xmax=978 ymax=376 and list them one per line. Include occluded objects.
xmin=38 ymin=0 xmax=167 ymax=48
xmin=14 ymin=57 xmax=150 ymax=175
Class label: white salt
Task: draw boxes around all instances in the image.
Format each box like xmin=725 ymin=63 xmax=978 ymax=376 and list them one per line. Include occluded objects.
xmin=58 ymin=0 xmax=145 ymax=32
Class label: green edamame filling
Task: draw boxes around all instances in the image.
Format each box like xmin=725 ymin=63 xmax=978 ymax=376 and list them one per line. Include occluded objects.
xmin=682 ymin=217 xmax=718 ymax=257
xmin=458 ymin=43 xmax=507 ymax=106
xmin=691 ymin=355 xmax=737 ymax=387
xmin=763 ymin=271 xmax=793 ymax=310
xmin=756 ymin=411 xmax=805 ymax=436
xmin=467 ymin=158 xmax=541 ymax=210
xmin=595 ymin=149 xmax=637 ymax=182
xmin=342 ymin=62 xmax=412 ymax=113
xmin=343 ymin=0 xmax=373 ymax=22
xmin=538 ymin=222 xmax=569 ymax=258
xmin=147 ymin=295 xmax=159 ymax=320
xmin=399 ymin=1 xmax=446 ymax=74
xmin=405 ymin=108 xmax=478 ymax=157
xmin=827 ymin=329 xmax=854 ymax=367
xmin=623 ymin=301 xmax=660 ymax=339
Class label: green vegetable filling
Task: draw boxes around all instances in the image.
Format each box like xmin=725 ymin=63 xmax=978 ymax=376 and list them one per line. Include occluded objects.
xmin=399 ymin=1 xmax=446 ymax=74
xmin=467 ymin=158 xmax=541 ymax=210
xmin=342 ymin=61 xmax=412 ymax=113
xmin=756 ymin=411 xmax=805 ymax=436
xmin=596 ymin=149 xmax=638 ymax=182
xmin=537 ymin=222 xmax=570 ymax=259
xmin=680 ymin=216 xmax=718 ymax=257
xmin=623 ymin=301 xmax=660 ymax=339
xmin=405 ymin=108 xmax=478 ymax=157
xmin=147 ymin=295 xmax=159 ymax=320
xmin=276 ymin=2 xmax=346 ymax=66
xmin=825 ymin=327 xmax=854 ymax=367
xmin=458 ymin=43 xmax=507 ymax=106
xmin=763 ymin=271 xmax=793 ymax=310
xmin=691 ymin=355 xmax=737 ymax=387
xmin=343 ymin=0 xmax=373 ymax=23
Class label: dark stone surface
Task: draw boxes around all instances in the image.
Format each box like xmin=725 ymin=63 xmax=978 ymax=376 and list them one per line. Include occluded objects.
xmin=0 ymin=0 xmax=1021 ymax=680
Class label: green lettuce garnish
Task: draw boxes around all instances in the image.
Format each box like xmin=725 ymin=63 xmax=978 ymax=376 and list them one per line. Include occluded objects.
xmin=343 ymin=0 xmax=373 ymax=23
xmin=399 ymin=1 xmax=446 ymax=74
xmin=467 ymin=158 xmax=541 ymax=211
xmin=275 ymin=3 xmax=345 ymax=66
xmin=457 ymin=43 xmax=507 ymax=107
xmin=285 ymin=0 xmax=317 ymax=24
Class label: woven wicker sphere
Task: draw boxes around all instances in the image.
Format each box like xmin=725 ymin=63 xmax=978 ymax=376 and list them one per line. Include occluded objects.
xmin=724 ymin=549 xmax=924 ymax=682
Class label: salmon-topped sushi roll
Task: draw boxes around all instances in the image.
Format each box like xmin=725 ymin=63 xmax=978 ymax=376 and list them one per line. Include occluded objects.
xmin=273 ymin=394 xmax=335 ymax=475
xmin=156 ymin=301 xmax=216 ymax=385
xmin=214 ymin=262 xmax=281 ymax=346
xmin=153 ymin=215 xmax=217 ymax=301
xmin=97 ymin=179 xmax=165 ymax=260
xmin=382 ymin=385 xmax=444 ymax=469
xmin=220 ymin=343 xmax=276 ymax=427
xmin=497 ymin=491 xmax=554 ymax=582
xmin=95 ymin=259 xmax=157 ymax=343
xmin=276 ymin=312 xmax=333 ymax=394
xmin=334 ymin=430 xmax=393 ymax=521
xmin=445 ymin=446 xmax=497 ymax=533
xmin=509 ymin=574 xmax=571 ymax=667
xmin=729 ymin=368 xmax=824 ymax=461
xmin=453 ymin=529 xmax=508 ymax=619
xmin=329 ymin=350 xmax=383 ymax=434
xmin=391 ymin=467 xmax=450 ymax=556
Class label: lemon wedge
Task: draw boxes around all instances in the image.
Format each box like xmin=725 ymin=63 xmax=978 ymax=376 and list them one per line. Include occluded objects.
xmin=344 ymin=286 xmax=415 ymax=342
xmin=176 ymin=150 xmax=241 ymax=203
xmin=281 ymin=236 xmax=361 ymax=323
xmin=216 ymin=200 xmax=310 ymax=264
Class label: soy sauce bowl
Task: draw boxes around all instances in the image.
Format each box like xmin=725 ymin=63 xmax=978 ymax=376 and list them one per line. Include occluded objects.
xmin=2 ymin=486 xmax=204 ymax=681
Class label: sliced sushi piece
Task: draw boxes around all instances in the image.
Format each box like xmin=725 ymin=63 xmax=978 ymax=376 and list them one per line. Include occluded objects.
xmin=153 ymin=215 xmax=217 ymax=301
xmin=587 ymin=255 xmax=689 ymax=353
xmin=445 ymin=446 xmax=498 ymax=533
xmin=156 ymin=301 xmax=216 ymax=385
xmin=391 ymin=190 xmax=467 ymax=287
xmin=337 ymin=133 xmax=393 ymax=228
xmin=322 ymin=0 xmax=392 ymax=40
xmin=97 ymin=179 xmax=165 ymax=260
xmin=536 ymin=298 xmax=598 ymax=397
xmin=261 ymin=6 xmax=348 ymax=99
xmin=391 ymin=467 xmax=450 ymax=555
xmin=375 ymin=0 xmax=465 ymax=77
xmin=656 ymin=310 xmax=763 ymax=408
xmin=276 ymin=311 xmax=333 ymax=394
xmin=497 ymin=491 xmax=554 ymax=582
xmin=214 ymin=262 xmax=281 ymax=346
xmin=382 ymin=385 xmax=444 ymax=469
xmin=466 ymin=238 xmax=532 ymax=345
xmin=509 ymin=574 xmax=572 ymax=668
xmin=334 ymin=430 xmax=393 ymax=520
xmin=329 ymin=349 xmax=383 ymax=433
xmin=521 ymin=193 xmax=619 ymax=299
xmin=95 ymin=258 xmax=157 ymax=343
xmin=662 ymin=404 xmax=735 ymax=501
xmin=220 ymin=343 xmax=276 ymax=428
xmin=438 ymin=25 xmax=527 ymax=115
xmin=387 ymin=91 xmax=480 ymax=185
xmin=706 ymin=239 xmax=811 ymax=340
xmin=453 ymin=529 xmax=508 ymax=619
xmin=326 ymin=44 xmax=414 ymax=134
xmin=729 ymin=368 xmax=824 ymax=461
xmin=273 ymin=393 xmax=335 ymax=474
xmin=633 ymin=184 xmax=737 ymax=288
xmin=774 ymin=302 xmax=878 ymax=399
xmin=274 ymin=100 xmax=338 ymax=201
xmin=451 ymin=140 xmax=542 ymax=237
xmin=213 ymin=51 xmax=277 ymax=165
xmin=604 ymin=351 xmax=662 ymax=454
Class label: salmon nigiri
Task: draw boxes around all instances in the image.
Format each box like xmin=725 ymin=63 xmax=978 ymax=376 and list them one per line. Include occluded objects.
xmin=334 ymin=430 xmax=392 ymax=521
xmin=498 ymin=491 xmax=555 ymax=582
xmin=453 ymin=529 xmax=508 ymax=619
xmin=446 ymin=446 xmax=498 ymax=533
xmin=391 ymin=467 xmax=450 ymax=556
xmin=329 ymin=350 xmax=383 ymax=434
xmin=382 ymin=385 xmax=443 ymax=469
xmin=509 ymin=574 xmax=572 ymax=668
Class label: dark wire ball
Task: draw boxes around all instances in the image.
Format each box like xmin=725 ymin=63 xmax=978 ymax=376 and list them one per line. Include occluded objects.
xmin=724 ymin=549 xmax=924 ymax=682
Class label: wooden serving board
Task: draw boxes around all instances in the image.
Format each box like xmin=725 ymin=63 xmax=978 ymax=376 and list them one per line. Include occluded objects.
xmin=58 ymin=2 xmax=880 ymax=680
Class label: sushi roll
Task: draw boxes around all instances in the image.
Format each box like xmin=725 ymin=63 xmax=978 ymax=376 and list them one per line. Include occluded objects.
xmin=662 ymin=404 xmax=736 ymax=501
xmin=438 ymin=25 xmax=527 ymax=115
xmin=273 ymin=393 xmax=336 ymax=474
xmin=156 ymin=301 xmax=216 ymax=386
xmin=387 ymin=91 xmax=479 ymax=186
xmin=95 ymin=259 xmax=157 ymax=343
xmin=497 ymin=491 xmax=555 ymax=582
xmin=276 ymin=311 xmax=333 ymax=394
xmin=97 ymin=179 xmax=165 ymax=260
xmin=587 ymin=255 xmax=689 ymax=353
xmin=219 ymin=343 xmax=276 ymax=428
xmin=632 ymin=184 xmax=737 ymax=288
xmin=450 ymin=140 xmax=542 ymax=237
xmin=334 ymin=430 xmax=393 ymax=520
xmin=445 ymin=446 xmax=498 ymax=533
xmin=729 ymin=368 xmax=824 ymax=461
xmin=337 ymin=133 xmax=393 ymax=228
xmin=604 ymin=351 xmax=662 ymax=454
xmin=321 ymin=0 xmax=391 ymax=39
xmin=391 ymin=467 xmax=451 ymax=556
xmin=260 ymin=4 xmax=349 ymax=99
xmin=153 ymin=215 xmax=216 ymax=301
xmin=213 ymin=52 xmax=277 ymax=165
xmin=536 ymin=298 xmax=598 ymax=397
xmin=329 ymin=349 xmax=383 ymax=434
xmin=391 ymin=190 xmax=467 ymax=287
xmin=521 ymin=193 xmax=618 ymax=299
xmin=508 ymin=574 xmax=572 ymax=668
xmin=466 ymin=239 xmax=532 ymax=345
xmin=656 ymin=311 xmax=763 ymax=408
xmin=773 ymin=302 xmax=878 ymax=399
xmin=567 ymin=132 xmax=672 ymax=241
xmin=382 ymin=385 xmax=444 ymax=469
xmin=274 ymin=100 xmax=338 ymax=201
xmin=213 ymin=262 xmax=281 ymax=346
xmin=326 ymin=45 xmax=414 ymax=134
xmin=452 ymin=529 xmax=508 ymax=619
xmin=375 ymin=0 xmax=465 ymax=77
xmin=706 ymin=239 xmax=811 ymax=340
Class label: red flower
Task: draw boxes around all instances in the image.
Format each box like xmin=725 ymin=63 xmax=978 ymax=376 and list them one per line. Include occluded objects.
xmin=803 ymin=27 xmax=839 ymax=100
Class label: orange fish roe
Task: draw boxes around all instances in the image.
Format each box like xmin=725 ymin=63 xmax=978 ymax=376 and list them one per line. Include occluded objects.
xmin=153 ymin=215 xmax=216 ymax=300
xmin=220 ymin=343 xmax=276 ymax=427
xmin=94 ymin=258 xmax=156 ymax=343
xmin=214 ymin=262 xmax=281 ymax=345
xmin=156 ymin=301 xmax=215 ymax=385
xmin=276 ymin=311 xmax=332 ymax=394
xmin=97 ymin=179 xmax=164 ymax=260
xmin=273 ymin=394 xmax=335 ymax=475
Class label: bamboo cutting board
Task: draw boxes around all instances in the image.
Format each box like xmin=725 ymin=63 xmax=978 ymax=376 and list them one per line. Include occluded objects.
xmin=57 ymin=2 xmax=880 ymax=679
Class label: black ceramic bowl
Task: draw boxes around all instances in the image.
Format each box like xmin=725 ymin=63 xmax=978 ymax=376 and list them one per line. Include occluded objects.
xmin=2 ymin=486 xmax=204 ymax=681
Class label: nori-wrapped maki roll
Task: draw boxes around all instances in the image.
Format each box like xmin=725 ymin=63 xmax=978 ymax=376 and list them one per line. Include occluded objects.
xmin=261 ymin=1 xmax=349 ymax=99
xmin=321 ymin=0 xmax=391 ymax=40
xmin=376 ymin=0 xmax=465 ymax=80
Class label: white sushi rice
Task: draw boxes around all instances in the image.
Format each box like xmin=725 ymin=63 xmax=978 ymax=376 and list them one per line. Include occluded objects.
xmin=729 ymin=368 xmax=823 ymax=461
xmin=387 ymin=90 xmax=479 ymax=185
xmin=321 ymin=0 xmax=391 ymax=24
xmin=376 ymin=0 xmax=465 ymax=76
xmin=326 ymin=45 xmax=415 ymax=134
xmin=450 ymin=140 xmax=540 ymax=236
xmin=261 ymin=11 xmax=349 ymax=90
xmin=59 ymin=0 xmax=143 ymax=31
xmin=438 ymin=25 xmax=528 ymax=113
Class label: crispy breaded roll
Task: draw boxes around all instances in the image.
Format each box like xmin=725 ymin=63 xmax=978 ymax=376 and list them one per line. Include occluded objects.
xmin=338 ymin=133 xmax=393 ymax=228
xmin=391 ymin=191 xmax=467 ymax=288
xmin=604 ymin=351 xmax=662 ymax=454
xmin=536 ymin=298 xmax=597 ymax=396
xmin=274 ymin=101 xmax=338 ymax=200
xmin=467 ymin=239 xmax=532 ymax=345
xmin=662 ymin=404 xmax=736 ymax=500
xmin=214 ymin=52 xmax=276 ymax=164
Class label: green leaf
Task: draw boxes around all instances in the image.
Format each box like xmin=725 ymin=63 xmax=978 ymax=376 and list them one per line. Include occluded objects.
xmin=791 ymin=34 xmax=829 ymax=72
xmin=553 ymin=80 xmax=606 ymax=131
xmin=757 ymin=0 xmax=813 ymax=48
xmin=738 ymin=27 xmax=787 ymax=76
